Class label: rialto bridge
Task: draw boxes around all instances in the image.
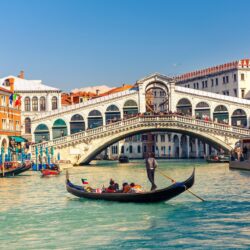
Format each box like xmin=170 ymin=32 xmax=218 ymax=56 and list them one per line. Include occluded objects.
xmin=30 ymin=73 xmax=250 ymax=164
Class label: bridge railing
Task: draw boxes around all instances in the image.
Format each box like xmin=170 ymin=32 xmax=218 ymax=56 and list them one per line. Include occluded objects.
xmin=31 ymin=114 xmax=250 ymax=152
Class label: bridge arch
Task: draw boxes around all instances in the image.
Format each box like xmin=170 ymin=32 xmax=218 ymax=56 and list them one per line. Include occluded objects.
xmin=195 ymin=101 xmax=210 ymax=119
xmin=70 ymin=114 xmax=85 ymax=134
xmin=145 ymin=81 xmax=169 ymax=112
xmin=88 ymin=110 xmax=103 ymax=129
xmin=176 ymin=98 xmax=192 ymax=115
xmin=105 ymin=105 xmax=121 ymax=124
xmin=123 ymin=100 xmax=138 ymax=117
xmin=77 ymin=124 xmax=233 ymax=164
xmin=213 ymin=105 xmax=229 ymax=124
xmin=231 ymin=109 xmax=247 ymax=127
xmin=34 ymin=124 xmax=50 ymax=143
xmin=52 ymin=119 xmax=68 ymax=139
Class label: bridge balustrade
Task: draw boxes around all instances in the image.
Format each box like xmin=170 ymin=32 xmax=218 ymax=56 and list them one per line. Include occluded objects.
xmin=31 ymin=114 xmax=250 ymax=154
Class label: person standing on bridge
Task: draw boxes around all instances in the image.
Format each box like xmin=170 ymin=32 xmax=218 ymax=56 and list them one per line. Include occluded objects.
xmin=145 ymin=152 xmax=158 ymax=191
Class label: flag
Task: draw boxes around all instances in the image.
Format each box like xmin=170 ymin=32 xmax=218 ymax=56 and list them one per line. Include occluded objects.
xmin=13 ymin=93 xmax=17 ymax=101
xmin=81 ymin=178 xmax=89 ymax=185
xmin=9 ymin=94 xmax=13 ymax=105
xmin=14 ymin=96 xmax=22 ymax=107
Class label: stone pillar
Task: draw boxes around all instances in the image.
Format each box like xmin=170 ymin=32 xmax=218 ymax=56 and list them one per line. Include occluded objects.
xmin=187 ymin=136 xmax=190 ymax=159
xmin=178 ymin=135 xmax=182 ymax=158
xmin=195 ymin=138 xmax=199 ymax=158
xmin=205 ymin=143 xmax=209 ymax=157
xmin=138 ymin=84 xmax=146 ymax=114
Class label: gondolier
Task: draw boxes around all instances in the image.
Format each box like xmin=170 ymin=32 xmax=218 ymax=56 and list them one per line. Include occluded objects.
xmin=145 ymin=152 xmax=158 ymax=191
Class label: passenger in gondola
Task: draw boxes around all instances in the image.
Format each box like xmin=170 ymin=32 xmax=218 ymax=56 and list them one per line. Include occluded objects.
xmin=122 ymin=182 xmax=131 ymax=193
xmin=105 ymin=179 xmax=118 ymax=193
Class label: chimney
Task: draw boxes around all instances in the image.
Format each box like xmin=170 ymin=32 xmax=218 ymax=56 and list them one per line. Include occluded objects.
xmin=18 ymin=70 xmax=24 ymax=79
xmin=9 ymin=78 xmax=15 ymax=93
xmin=96 ymin=89 xmax=100 ymax=96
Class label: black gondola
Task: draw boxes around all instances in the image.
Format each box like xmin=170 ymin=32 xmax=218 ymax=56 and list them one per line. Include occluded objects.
xmin=66 ymin=169 xmax=195 ymax=203
xmin=118 ymin=155 xmax=129 ymax=163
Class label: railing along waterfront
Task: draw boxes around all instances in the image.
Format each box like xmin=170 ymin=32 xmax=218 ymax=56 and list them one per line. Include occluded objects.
xmin=31 ymin=114 xmax=250 ymax=152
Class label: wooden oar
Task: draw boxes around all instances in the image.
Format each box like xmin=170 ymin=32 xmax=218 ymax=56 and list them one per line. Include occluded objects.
xmin=157 ymin=169 xmax=205 ymax=202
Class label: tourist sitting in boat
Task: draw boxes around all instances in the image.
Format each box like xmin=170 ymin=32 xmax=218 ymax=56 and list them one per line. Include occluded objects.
xmin=128 ymin=183 xmax=143 ymax=193
xmin=105 ymin=179 xmax=119 ymax=193
xmin=122 ymin=182 xmax=131 ymax=193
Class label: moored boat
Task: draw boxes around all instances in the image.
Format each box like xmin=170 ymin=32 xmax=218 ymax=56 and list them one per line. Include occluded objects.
xmin=0 ymin=160 xmax=32 ymax=177
xmin=206 ymin=155 xmax=230 ymax=163
xmin=65 ymin=169 xmax=195 ymax=203
xmin=41 ymin=164 xmax=60 ymax=177
xmin=118 ymin=155 xmax=129 ymax=163
xmin=229 ymin=160 xmax=250 ymax=171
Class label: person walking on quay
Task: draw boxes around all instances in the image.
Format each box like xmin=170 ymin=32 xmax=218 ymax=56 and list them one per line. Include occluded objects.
xmin=145 ymin=152 xmax=158 ymax=191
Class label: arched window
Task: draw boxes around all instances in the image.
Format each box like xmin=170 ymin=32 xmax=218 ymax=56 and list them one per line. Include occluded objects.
xmin=24 ymin=97 xmax=30 ymax=111
xmin=137 ymin=145 xmax=141 ymax=154
xmin=24 ymin=117 xmax=31 ymax=134
xmin=123 ymin=100 xmax=138 ymax=117
xmin=213 ymin=105 xmax=229 ymax=124
xmin=70 ymin=114 xmax=85 ymax=134
xmin=88 ymin=110 xmax=103 ymax=129
xmin=231 ymin=109 xmax=247 ymax=127
xmin=52 ymin=119 xmax=67 ymax=139
xmin=52 ymin=96 xmax=58 ymax=110
xmin=121 ymin=145 xmax=124 ymax=154
xmin=195 ymin=102 xmax=210 ymax=119
xmin=32 ymin=97 xmax=38 ymax=111
xmin=176 ymin=98 xmax=192 ymax=115
xmin=34 ymin=124 xmax=49 ymax=143
xmin=40 ymin=96 xmax=46 ymax=111
xmin=105 ymin=105 xmax=120 ymax=124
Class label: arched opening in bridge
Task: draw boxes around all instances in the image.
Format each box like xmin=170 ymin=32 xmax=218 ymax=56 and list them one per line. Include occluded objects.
xmin=52 ymin=119 xmax=68 ymax=139
xmin=70 ymin=114 xmax=85 ymax=134
xmin=145 ymin=82 xmax=169 ymax=112
xmin=176 ymin=98 xmax=192 ymax=115
xmin=231 ymin=109 xmax=247 ymax=127
xmin=213 ymin=105 xmax=229 ymax=124
xmin=195 ymin=102 xmax=210 ymax=119
xmin=25 ymin=117 xmax=31 ymax=134
xmin=123 ymin=100 xmax=138 ymax=118
xmin=88 ymin=110 xmax=103 ymax=129
xmin=34 ymin=124 xmax=50 ymax=143
xmin=105 ymin=105 xmax=121 ymax=124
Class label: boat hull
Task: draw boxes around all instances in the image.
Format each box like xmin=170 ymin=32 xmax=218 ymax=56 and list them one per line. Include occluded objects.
xmin=66 ymin=169 xmax=195 ymax=203
xmin=229 ymin=160 xmax=250 ymax=171
xmin=0 ymin=161 xmax=31 ymax=177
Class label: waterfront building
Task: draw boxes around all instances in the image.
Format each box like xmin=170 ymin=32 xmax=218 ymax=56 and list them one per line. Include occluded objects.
xmin=0 ymin=71 xmax=61 ymax=141
xmin=175 ymin=59 xmax=250 ymax=99
xmin=0 ymin=81 xmax=21 ymax=152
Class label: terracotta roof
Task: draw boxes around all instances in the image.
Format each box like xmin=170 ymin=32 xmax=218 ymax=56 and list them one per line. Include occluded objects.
xmin=98 ymin=84 xmax=133 ymax=97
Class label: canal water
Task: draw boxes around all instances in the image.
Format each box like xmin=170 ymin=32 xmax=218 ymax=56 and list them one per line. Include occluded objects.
xmin=0 ymin=160 xmax=249 ymax=249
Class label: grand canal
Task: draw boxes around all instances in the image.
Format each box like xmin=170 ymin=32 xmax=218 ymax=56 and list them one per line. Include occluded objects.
xmin=0 ymin=160 xmax=250 ymax=249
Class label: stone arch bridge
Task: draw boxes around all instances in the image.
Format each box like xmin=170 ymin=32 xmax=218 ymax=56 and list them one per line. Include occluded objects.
xmin=31 ymin=115 xmax=250 ymax=165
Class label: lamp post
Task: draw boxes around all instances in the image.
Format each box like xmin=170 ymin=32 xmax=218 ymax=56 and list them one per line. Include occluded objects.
xmin=35 ymin=146 xmax=38 ymax=171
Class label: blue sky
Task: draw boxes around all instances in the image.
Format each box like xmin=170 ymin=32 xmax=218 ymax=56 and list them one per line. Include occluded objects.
xmin=0 ymin=0 xmax=249 ymax=91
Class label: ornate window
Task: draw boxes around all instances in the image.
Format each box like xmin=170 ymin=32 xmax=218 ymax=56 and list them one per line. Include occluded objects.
xmin=25 ymin=117 xmax=31 ymax=134
xmin=52 ymin=96 xmax=58 ymax=110
xmin=40 ymin=96 xmax=46 ymax=111
xmin=32 ymin=97 xmax=38 ymax=111
xmin=24 ymin=97 xmax=30 ymax=111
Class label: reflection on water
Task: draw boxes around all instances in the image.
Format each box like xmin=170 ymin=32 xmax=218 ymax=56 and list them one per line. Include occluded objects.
xmin=0 ymin=160 xmax=250 ymax=249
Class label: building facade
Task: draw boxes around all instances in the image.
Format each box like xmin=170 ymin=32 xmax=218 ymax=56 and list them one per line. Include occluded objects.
xmin=175 ymin=59 xmax=250 ymax=99
xmin=0 ymin=71 xmax=61 ymax=141
xmin=0 ymin=84 xmax=21 ymax=152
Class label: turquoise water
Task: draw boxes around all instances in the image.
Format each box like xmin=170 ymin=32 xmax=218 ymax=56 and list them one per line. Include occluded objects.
xmin=0 ymin=160 xmax=250 ymax=249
